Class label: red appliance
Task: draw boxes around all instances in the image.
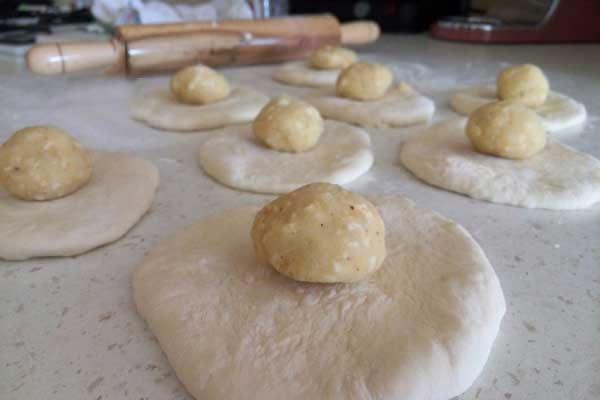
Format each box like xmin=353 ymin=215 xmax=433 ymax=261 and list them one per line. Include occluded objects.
xmin=431 ymin=0 xmax=600 ymax=43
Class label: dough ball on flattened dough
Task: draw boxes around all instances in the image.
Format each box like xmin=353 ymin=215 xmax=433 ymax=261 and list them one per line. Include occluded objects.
xmin=0 ymin=151 xmax=159 ymax=260
xmin=310 ymin=46 xmax=357 ymax=70
xmin=497 ymin=64 xmax=549 ymax=107
xmin=307 ymin=84 xmax=435 ymax=129
xmin=251 ymin=183 xmax=386 ymax=283
xmin=0 ymin=126 xmax=92 ymax=201
xmin=394 ymin=81 xmax=414 ymax=95
xmin=170 ymin=64 xmax=231 ymax=105
xmin=272 ymin=61 xmax=340 ymax=88
xmin=466 ymin=101 xmax=546 ymax=160
xmin=400 ymin=118 xmax=600 ymax=209
xmin=132 ymin=196 xmax=506 ymax=400
xmin=130 ymin=86 xmax=269 ymax=132
xmin=336 ymin=62 xmax=393 ymax=101
xmin=449 ymin=84 xmax=586 ymax=134
xmin=198 ymin=120 xmax=373 ymax=194
xmin=253 ymin=96 xmax=323 ymax=153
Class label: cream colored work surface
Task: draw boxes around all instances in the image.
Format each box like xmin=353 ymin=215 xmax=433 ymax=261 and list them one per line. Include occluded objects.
xmin=197 ymin=120 xmax=374 ymax=194
xmin=129 ymin=86 xmax=269 ymax=132
xmin=449 ymin=84 xmax=587 ymax=134
xmin=272 ymin=61 xmax=340 ymax=88
xmin=0 ymin=151 xmax=159 ymax=260
xmin=400 ymin=118 xmax=600 ymax=210
xmin=3 ymin=36 xmax=600 ymax=400
xmin=132 ymin=197 xmax=506 ymax=400
xmin=306 ymin=87 xmax=435 ymax=128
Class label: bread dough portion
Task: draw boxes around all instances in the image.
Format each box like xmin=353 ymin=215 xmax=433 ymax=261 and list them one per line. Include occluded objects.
xmin=496 ymin=64 xmax=549 ymax=107
xmin=170 ymin=65 xmax=231 ymax=105
xmin=0 ymin=151 xmax=159 ymax=260
xmin=307 ymin=87 xmax=435 ymax=128
xmin=251 ymin=183 xmax=386 ymax=283
xmin=400 ymin=118 xmax=600 ymax=209
xmin=0 ymin=126 xmax=92 ymax=201
xmin=132 ymin=196 xmax=506 ymax=400
xmin=336 ymin=62 xmax=393 ymax=101
xmin=198 ymin=120 xmax=373 ymax=194
xmin=253 ymin=96 xmax=323 ymax=153
xmin=465 ymin=101 xmax=546 ymax=160
xmin=450 ymin=84 xmax=587 ymax=133
xmin=273 ymin=61 xmax=341 ymax=88
xmin=129 ymin=86 xmax=269 ymax=132
xmin=310 ymin=46 xmax=357 ymax=70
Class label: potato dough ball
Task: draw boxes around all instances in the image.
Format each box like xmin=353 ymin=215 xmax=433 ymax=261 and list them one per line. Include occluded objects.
xmin=310 ymin=45 xmax=358 ymax=70
xmin=251 ymin=183 xmax=386 ymax=283
xmin=466 ymin=101 xmax=546 ymax=160
xmin=253 ymin=96 xmax=324 ymax=153
xmin=393 ymin=81 xmax=414 ymax=95
xmin=497 ymin=64 xmax=549 ymax=107
xmin=0 ymin=126 xmax=92 ymax=201
xmin=336 ymin=62 xmax=393 ymax=101
xmin=170 ymin=64 xmax=231 ymax=105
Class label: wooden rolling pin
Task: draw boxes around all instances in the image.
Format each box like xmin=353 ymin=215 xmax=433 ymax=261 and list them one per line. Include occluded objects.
xmin=26 ymin=14 xmax=379 ymax=75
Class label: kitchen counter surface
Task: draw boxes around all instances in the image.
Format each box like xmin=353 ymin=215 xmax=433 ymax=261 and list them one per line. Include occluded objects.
xmin=1 ymin=34 xmax=599 ymax=400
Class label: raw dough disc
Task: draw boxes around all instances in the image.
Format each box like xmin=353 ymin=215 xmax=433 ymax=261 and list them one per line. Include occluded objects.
xmin=132 ymin=196 xmax=506 ymax=400
xmin=272 ymin=61 xmax=341 ymax=88
xmin=400 ymin=118 xmax=600 ymax=210
xmin=197 ymin=120 xmax=373 ymax=194
xmin=0 ymin=151 xmax=159 ymax=260
xmin=129 ymin=86 xmax=269 ymax=132
xmin=450 ymin=84 xmax=587 ymax=133
xmin=306 ymin=87 xmax=435 ymax=128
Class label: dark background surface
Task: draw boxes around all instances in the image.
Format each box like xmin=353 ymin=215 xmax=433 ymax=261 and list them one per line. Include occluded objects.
xmin=290 ymin=0 xmax=469 ymax=32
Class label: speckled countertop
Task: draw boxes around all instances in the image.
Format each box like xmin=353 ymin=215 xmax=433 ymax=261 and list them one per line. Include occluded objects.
xmin=1 ymin=35 xmax=599 ymax=400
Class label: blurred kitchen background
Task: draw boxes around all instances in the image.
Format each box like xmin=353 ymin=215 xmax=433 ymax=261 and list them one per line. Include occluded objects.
xmin=1 ymin=0 xmax=599 ymax=55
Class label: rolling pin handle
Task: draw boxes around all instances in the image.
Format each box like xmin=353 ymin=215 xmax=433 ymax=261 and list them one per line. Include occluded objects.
xmin=340 ymin=21 xmax=381 ymax=45
xmin=26 ymin=40 xmax=124 ymax=75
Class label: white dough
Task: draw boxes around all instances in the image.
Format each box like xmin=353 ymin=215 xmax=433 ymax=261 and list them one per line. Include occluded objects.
xmin=450 ymin=84 xmax=587 ymax=133
xmin=272 ymin=61 xmax=341 ymax=88
xmin=129 ymin=86 xmax=269 ymax=132
xmin=0 ymin=151 xmax=159 ymax=260
xmin=198 ymin=120 xmax=373 ymax=194
xmin=306 ymin=87 xmax=435 ymax=128
xmin=132 ymin=196 xmax=506 ymax=400
xmin=400 ymin=118 xmax=600 ymax=210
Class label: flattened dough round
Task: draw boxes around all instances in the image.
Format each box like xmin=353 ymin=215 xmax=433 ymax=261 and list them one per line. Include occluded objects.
xmin=198 ymin=120 xmax=373 ymax=194
xmin=450 ymin=84 xmax=587 ymax=133
xmin=0 ymin=151 xmax=159 ymax=260
xmin=400 ymin=118 xmax=600 ymax=210
xmin=307 ymin=87 xmax=435 ymax=128
xmin=132 ymin=196 xmax=506 ymax=400
xmin=129 ymin=86 xmax=269 ymax=132
xmin=273 ymin=61 xmax=341 ymax=88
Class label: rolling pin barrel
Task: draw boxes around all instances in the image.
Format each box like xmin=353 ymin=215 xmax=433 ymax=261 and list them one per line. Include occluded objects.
xmin=115 ymin=14 xmax=341 ymax=41
xmin=26 ymin=41 xmax=123 ymax=75
xmin=25 ymin=17 xmax=380 ymax=75
xmin=340 ymin=21 xmax=380 ymax=45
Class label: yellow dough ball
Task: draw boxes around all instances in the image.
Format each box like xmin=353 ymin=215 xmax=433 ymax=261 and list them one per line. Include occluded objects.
xmin=466 ymin=101 xmax=546 ymax=160
xmin=392 ymin=81 xmax=414 ymax=95
xmin=336 ymin=61 xmax=393 ymax=101
xmin=309 ymin=45 xmax=358 ymax=70
xmin=0 ymin=126 xmax=92 ymax=201
xmin=251 ymin=183 xmax=387 ymax=283
xmin=170 ymin=64 xmax=231 ymax=105
xmin=253 ymin=96 xmax=324 ymax=153
xmin=497 ymin=64 xmax=549 ymax=107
